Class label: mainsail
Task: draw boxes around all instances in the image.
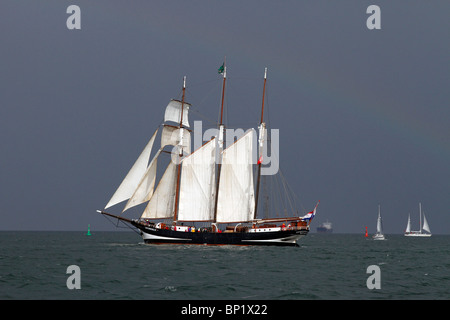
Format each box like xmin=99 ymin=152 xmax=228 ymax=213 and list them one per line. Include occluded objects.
xmin=376 ymin=206 xmax=383 ymax=234
xmin=216 ymin=130 xmax=255 ymax=223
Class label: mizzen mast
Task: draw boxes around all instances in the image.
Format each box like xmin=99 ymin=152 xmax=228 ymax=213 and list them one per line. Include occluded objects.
xmin=253 ymin=67 xmax=267 ymax=220
xmin=213 ymin=60 xmax=227 ymax=224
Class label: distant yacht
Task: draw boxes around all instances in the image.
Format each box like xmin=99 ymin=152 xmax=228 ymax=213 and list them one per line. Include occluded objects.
xmin=404 ymin=203 xmax=431 ymax=237
xmin=372 ymin=205 xmax=385 ymax=240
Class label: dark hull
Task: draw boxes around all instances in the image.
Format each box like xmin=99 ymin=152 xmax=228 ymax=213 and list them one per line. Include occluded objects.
xmin=134 ymin=223 xmax=308 ymax=247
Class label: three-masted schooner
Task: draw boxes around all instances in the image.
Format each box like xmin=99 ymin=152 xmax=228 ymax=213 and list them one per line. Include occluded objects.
xmin=97 ymin=65 xmax=319 ymax=246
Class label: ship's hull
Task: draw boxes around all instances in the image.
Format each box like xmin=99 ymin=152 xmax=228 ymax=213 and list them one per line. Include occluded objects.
xmin=372 ymin=233 xmax=385 ymax=240
xmin=136 ymin=224 xmax=308 ymax=247
xmin=404 ymin=232 xmax=431 ymax=237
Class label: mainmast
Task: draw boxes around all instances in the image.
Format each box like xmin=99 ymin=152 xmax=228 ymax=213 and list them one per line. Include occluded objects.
xmin=419 ymin=202 xmax=422 ymax=233
xmin=253 ymin=67 xmax=267 ymax=220
xmin=173 ymin=76 xmax=187 ymax=224
xmin=213 ymin=61 xmax=227 ymax=224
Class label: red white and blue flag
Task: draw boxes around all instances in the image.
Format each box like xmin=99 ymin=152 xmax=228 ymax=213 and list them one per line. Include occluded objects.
xmin=301 ymin=201 xmax=320 ymax=221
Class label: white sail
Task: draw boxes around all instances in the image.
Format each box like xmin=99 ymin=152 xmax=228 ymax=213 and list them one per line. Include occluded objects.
xmin=122 ymin=149 xmax=161 ymax=212
xmin=422 ymin=213 xmax=431 ymax=233
xmin=373 ymin=205 xmax=385 ymax=240
xmin=216 ymin=130 xmax=255 ymax=223
xmin=104 ymin=128 xmax=158 ymax=210
xmin=141 ymin=161 xmax=177 ymax=219
xmin=164 ymin=99 xmax=190 ymax=127
xmin=376 ymin=206 xmax=383 ymax=234
xmin=177 ymin=138 xmax=216 ymax=222
xmin=160 ymin=125 xmax=191 ymax=153
xmin=405 ymin=214 xmax=411 ymax=233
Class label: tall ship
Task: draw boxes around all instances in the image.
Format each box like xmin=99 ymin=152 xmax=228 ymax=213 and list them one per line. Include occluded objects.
xmin=404 ymin=203 xmax=431 ymax=237
xmin=98 ymin=64 xmax=319 ymax=246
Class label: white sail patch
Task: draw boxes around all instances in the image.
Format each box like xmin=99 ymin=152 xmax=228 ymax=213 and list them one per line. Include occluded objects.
xmin=141 ymin=161 xmax=177 ymax=219
xmin=161 ymin=125 xmax=191 ymax=153
xmin=216 ymin=130 xmax=255 ymax=223
xmin=177 ymin=138 xmax=216 ymax=222
xmin=122 ymin=149 xmax=161 ymax=212
xmin=164 ymin=99 xmax=190 ymax=128
xmin=104 ymin=128 xmax=159 ymax=210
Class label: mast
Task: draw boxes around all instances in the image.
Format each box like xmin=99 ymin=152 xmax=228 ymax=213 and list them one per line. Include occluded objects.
xmin=173 ymin=76 xmax=186 ymax=224
xmin=419 ymin=202 xmax=422 ymax=233
xmin=253 ymin=67 xmax=267 ymax=220
xmin=213 ymin=60 xmax=227 ymax=224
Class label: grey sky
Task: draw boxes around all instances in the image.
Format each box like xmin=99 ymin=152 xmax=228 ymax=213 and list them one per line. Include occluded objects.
xmin=1 ymin=1 xmax=448 ymax=234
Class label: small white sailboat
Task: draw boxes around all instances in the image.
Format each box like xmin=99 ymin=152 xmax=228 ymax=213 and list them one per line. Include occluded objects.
xmin=372 ymin=205 xmax=385 ymax=240
xmin=404 ymin=203 xmax=432 ymax=237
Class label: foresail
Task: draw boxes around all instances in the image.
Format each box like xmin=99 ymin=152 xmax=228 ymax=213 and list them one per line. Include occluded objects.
xmin=216 ymin=130 xmax=255 ymax=223
xmin=422 ymin=214 xmax=431 ymax=233
xmin=104 ymin=128 xmax=159 ymax=210
xmin=177 ymin=138 xmax=216 ymax=221
xmin=122 ymin=149 xmax=161 ymax=212
xmin=164 ymin=99 xmax=190 ymax=127
xmin=141 ymin=161 xmax=177 ymax=219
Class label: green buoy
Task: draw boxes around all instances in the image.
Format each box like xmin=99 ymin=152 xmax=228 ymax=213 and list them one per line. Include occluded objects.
xmin=86 ymin=224 xmax=92 ymax=236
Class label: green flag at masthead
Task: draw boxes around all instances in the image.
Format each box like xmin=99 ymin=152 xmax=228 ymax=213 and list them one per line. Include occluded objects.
xmin=218 ymin=63 xmax=224 ymax=74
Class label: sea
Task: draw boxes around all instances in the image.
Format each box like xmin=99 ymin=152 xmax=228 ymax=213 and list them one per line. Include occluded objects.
xmin=1 ymin=231 xmax=449 ymax=304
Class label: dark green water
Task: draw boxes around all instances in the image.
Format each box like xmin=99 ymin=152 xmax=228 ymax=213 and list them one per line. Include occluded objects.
xmin=1 ymin=231 xmax=449 ymax=299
